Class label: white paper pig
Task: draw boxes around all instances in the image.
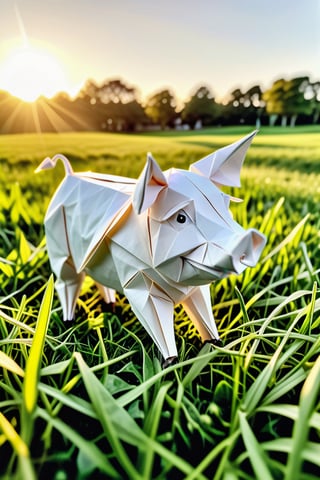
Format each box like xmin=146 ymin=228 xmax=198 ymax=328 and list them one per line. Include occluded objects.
xmin=37 ymin=131 xmax=266 ymax=366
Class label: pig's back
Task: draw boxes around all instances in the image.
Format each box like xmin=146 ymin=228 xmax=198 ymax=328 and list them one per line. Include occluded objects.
xmin=45 ymin=174 xmax=132 ymax=272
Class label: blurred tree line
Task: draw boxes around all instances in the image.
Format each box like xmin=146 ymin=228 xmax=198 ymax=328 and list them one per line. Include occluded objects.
xmin=0 ymin=75 xmax=319 ymax=134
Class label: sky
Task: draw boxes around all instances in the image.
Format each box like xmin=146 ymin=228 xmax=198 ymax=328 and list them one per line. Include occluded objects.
xmin=0 ymin=0 xmax=319 ymax=103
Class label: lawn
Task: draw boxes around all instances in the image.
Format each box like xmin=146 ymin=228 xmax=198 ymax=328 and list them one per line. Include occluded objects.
xmin=0 ymin=126 xmax=319 ymax=479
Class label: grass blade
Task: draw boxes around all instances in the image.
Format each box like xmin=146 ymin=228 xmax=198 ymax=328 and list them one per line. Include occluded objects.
xmin=256 ymin=404 xmax=320 ymax=430
xmin=0 ymin=412 xmax=29 ymax=457
xmin=0 ymin=412 xmax=35 ymax=480
xmin=74 ymin=352 xmax=143 ymax=479
xmin=284 ymin=355 xmax=320 ymax=480
xmin=241 ymin=303 xmax=304 ymax=414
xmin=260 ymin=438 xmax=320 ymax=468
xmin=0 ymin=351 xmax=24 ymax=377
xmin=262 ymin=214 xmax=309 ymax=262
xmin=22 ymin=275 xmax=54 ymax=415
xmin=37 ymin=408 xmax=120 ymax=478
xmin=74 ymin=352 xmax=200 ymax=478
xmin=238 ymin=411 xmax=274 ymax=480
xmin=182 ymin=345 xmax=219 ymax=387
xmin=140 ymin=382 xmax=172 ymax=478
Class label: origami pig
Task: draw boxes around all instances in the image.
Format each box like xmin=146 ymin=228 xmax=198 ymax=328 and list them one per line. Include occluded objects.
xmin=37 ymin=131 xmax=266 ymax=366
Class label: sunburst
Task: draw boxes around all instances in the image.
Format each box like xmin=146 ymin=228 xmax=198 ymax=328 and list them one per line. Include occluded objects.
xmin=0 ymin=43 xmax=69 ymax=102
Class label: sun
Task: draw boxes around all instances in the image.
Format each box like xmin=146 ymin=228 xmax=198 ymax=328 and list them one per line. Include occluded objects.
xmin=0 ymin=43 xmax=69 ymax=102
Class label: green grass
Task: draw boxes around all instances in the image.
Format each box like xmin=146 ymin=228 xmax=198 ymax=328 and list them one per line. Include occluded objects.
xmin=0 ymin=126 xmax=320 ymax=479
xmin=1 ymin=125 xmax=320 ymax=205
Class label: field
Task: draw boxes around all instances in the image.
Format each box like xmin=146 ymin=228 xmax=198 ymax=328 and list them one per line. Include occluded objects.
xmin=0 ymin=126 xmax=320 ymax=479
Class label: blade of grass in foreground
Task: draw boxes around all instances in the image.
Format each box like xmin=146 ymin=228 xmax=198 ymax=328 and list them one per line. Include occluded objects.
xmin=22 ymin=274 xmax=54 ymax=415
xmin=74 ymin=352 xmax=203 ymax=479
xmin=261 ymin=213 xmax=309 ymax=263
xmin=18 ymin=275 xmax=54 ymax=480
xmin=75 ymin=352 xmax=142 ymax=479
xmin=241 ymin=302 xmax=304 ymax=415
xmin=139 ymin=382 xmax=172 ymax=479
xmin=37 ymin=408 xmax=120 ymax=479
xmin=284 ymin=355 xmax=320 ymax=480
xmin=0 ymin=412 xmax=35 ymax=480
xmin=0 ymin=411 xmax=29 ymax=458
xmin=238 ymin=411 xmax=273 ymax=480
xmin=0 ymin=350 xmax=24 ymax=377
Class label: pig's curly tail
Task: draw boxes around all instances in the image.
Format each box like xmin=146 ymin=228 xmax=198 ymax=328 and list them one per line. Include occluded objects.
xmin=35 ymin=154 xmax=73 ymax=175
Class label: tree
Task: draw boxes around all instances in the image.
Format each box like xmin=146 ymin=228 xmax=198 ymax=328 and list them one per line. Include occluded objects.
xmin=98 ymin=79 xmax=136 ymax=104
xmin=79 ymin=79 xmax=100 ymax=105
xmin=304 ymin=80 xmax=320 ymax=124
xmin=98 ymin=99 xmax=149 ymax=132
xmin=263 ymin=77 xmax=313 ymax=127
xmin=121 ymin=100 xmax=149 ymax=131
xmin=145 ymin=89 xmax=177 ymax=129
xmin=222 ymin=88 xmax=247 ymax=125
xmin=243 ymin=85 xmax=265 ymax=127
xmin=263 ymin=78 xmax=286 ymax=126
xmin=79 ymin=78 xmax=146 ymax=131
xmin=310 ymin=81 xmax=320 ymax=123
xmin=181 ymin=85 xmax=217 ymax=129
xmin=284 ymin=77 xmax=312 ymax=127
xmin=80 ymin=78 xmax=137 ymax=105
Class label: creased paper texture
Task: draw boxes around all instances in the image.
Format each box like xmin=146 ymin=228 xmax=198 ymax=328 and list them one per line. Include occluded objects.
xmin=37 ymin=131 xmax=266 ymax=364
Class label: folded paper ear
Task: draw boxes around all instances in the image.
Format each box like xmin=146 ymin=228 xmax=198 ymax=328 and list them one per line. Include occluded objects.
xmin=190 ymin=130 xmax=257 ymax=187
xmin=133 ymin=153 xmax=168 ymax=214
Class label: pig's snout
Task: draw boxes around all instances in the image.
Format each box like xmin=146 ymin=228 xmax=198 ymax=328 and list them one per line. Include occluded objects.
xmin=232 ymin=229 xmax=266 ymax=273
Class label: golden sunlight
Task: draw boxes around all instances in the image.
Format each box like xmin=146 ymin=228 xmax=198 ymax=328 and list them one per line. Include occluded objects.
xmin=0 ymin=43 xmax=69 ymax=102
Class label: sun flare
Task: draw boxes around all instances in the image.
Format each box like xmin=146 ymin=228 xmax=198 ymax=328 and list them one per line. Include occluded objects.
xmin=0 ymin=43 xmax=69 ymax=102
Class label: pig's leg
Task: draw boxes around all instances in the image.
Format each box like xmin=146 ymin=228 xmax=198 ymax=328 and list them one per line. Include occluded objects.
xmin=123 ymin=273 xmax=177 ymax=363
xmin=55 ymin=260 xmax=85 ymax=321
xmin=45 ymin=208 xmax=85 ymax=321
xmin=182 ymin=285 xmax=220 ymax=343
xmin=96 ymin=283 xmax=116 ymax=304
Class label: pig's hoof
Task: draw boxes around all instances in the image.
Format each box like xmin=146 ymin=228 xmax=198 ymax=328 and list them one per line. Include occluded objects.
xmin=162 ymin=356 xmax=178 ymax=368
xmin=101 ymin=302 xmax=116 ymax=313
xmin=204 ymin=339 xmax=223 ymax=348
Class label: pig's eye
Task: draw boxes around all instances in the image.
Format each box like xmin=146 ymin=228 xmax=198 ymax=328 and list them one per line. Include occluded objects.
xmin=168 ymin=209 xmax=192 ymax=229
xmin=176 ymin=212 xmax=187 ymax=224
